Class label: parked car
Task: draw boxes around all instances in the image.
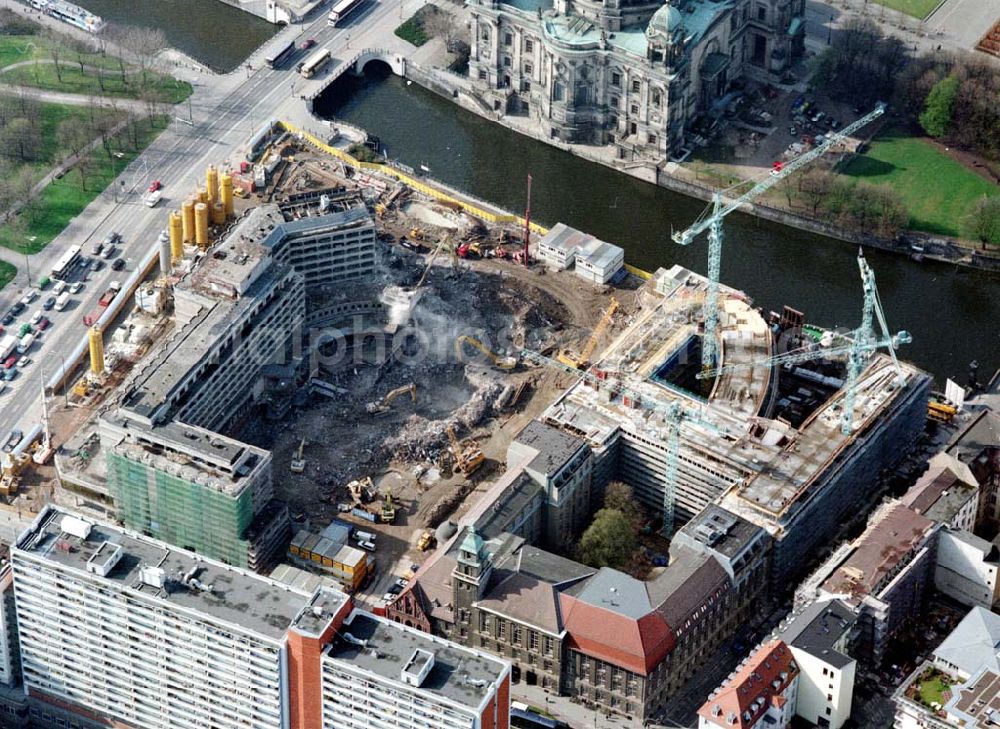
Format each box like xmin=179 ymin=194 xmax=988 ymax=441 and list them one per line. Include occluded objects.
xmin=388 ymin=583 xmax=403 ymax=595
xmin=112 ymin=258 xmax=126 ymax=271
xmin=2 ymin=356 xmax=15 ymax=370
xmin=36 ymin=317 xmax=50 ymax=331
xmin=394 ymin=578 xmax=409 ymax=590
xmin=17 ymin=357 xmax=30 ymax=368
xmin=29 ymin=310 xmax=42 ymax=325
xmin=69 ymin=281 xmax=84 ymax=294
xmin=381 ymin=593 xmax=397 ymax=603
xmin=42 ymin=296 xmax=55 ymax=310
xmin=1 ymin=312 xmax=13 ymax=326
xmin=356 ymin=540 xmax=376 ymax=552
xmin=91 ymin=259 xmax=103 ymax=272
xmin=21 ymin=289 xmax=37 ymax=303
xmin=0 ymin=369 xmax=16 ymax=382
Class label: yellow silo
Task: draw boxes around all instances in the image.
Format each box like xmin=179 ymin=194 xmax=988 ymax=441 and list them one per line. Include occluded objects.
xmin=88 ymin=326 xmax=105 ymax=376
xmin=211 ymin=202 xmax=226 ymax=226
xmin=220 ymin=172 xmax=234 ymax=219
xmin=169 ymin=212 xmax=184 ymax=260
xmin=194 ymin=202 xmax=209 ymax=249
xmin=181 ymin=199 xmax=196 ymax=243
xmin=196 ymin=187 xmax=208 ymax=205
xmin=206 ymin=165 xmax=219 ymax=206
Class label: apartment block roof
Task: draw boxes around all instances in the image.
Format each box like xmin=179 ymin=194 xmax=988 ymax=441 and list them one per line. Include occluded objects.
xmin=15 ymin=507 xmax=313 ymax=640
xmin=511 ymin=420 xmax=587 ymax=478
xmin=933 ymin=607 xmax=1000 ymax=678
xmin=261 ymin=206 xmax=372 ymax=252
xmin=778 ymin=599 xmax=856 ymax=670
xmin=820 ymin=501 xmax=936 ymax=604
xmin=902 ymin=452 xmax=979 ymax=523
xmin=326 ymin=611 xmax=507 ymax=710
xmin=699 ymin=640 xmax=799 ymax=729
xmin=947 ymin=667 xmax=1000 ymax=728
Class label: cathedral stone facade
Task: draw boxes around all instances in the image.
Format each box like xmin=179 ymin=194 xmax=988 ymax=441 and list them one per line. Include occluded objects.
xmin=467 ymin=0 xmax=806 ymax=158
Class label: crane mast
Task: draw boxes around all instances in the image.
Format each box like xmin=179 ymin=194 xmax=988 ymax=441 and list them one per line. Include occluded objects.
xmin=672 ymin=104 xmax=886 ymax=370
xmin=521 ymin=349 xmax=716 ymax=535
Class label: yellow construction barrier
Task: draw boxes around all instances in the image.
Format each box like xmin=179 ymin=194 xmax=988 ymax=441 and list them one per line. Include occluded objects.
xmin=625 ymin=264 xmax=653 ymax=280
xmin=279 ymin=120 xmax=550 ymax=236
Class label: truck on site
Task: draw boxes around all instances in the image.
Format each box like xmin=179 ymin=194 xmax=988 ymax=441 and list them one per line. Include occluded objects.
xmin=54 ymin=292 xmax=71 ymax=312
xmin=98 ymin=281 xmax=122 ymax=307
xmin=0 ymin=335 xmax=17 ymax=361
xmin=17 ymin=334 xmax=33 ymax=354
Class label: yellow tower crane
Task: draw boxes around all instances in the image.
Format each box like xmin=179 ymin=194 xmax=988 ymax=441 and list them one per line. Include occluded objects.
xmin=557 ymin=297 xmax=619 ymax=370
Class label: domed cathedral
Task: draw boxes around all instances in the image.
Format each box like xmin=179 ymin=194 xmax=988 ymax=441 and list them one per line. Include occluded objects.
xmin=467 ymin=0 xmax=805 ymax=160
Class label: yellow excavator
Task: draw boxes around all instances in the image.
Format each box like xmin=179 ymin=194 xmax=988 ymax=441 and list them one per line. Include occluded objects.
xmin=557 ymin=297 xmax=619 ymax=370
xmin=366 ymin=383 xmax=416 ymax=416
xmin=447 ymin=425 xmax=484 ymax=476
xmin=455 ymin=335 xmax=518 ymax=370
xmin=289 ymin=438 xmax=306 ymax=474
xmin=380 ymin=492 xmax=396 ymax=523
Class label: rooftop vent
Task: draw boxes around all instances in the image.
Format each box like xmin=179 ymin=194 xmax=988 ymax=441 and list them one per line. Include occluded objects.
xmin=60 ymin=515 xmax=92 ymax=540
xmin=401 ymin=648 xmax=436 ymax=688
xmin=140 ymin=566 xmax=166 ymax=589
xmin=340 ymin=632 xmax=368 ymax=648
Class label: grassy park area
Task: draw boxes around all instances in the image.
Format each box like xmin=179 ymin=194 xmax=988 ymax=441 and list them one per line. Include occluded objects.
xmin=0 ymin=261 xmax=13 ymax=291
xmin=839 ymin=128 xmax=998 ymax=238
xmin=871 ymin=0 xmax=940 ymax=19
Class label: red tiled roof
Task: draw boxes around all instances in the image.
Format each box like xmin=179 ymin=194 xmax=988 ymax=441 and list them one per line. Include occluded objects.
xmin=697 ymin=640 xmax=799 ymax=729
xmin=559 ymin=593 xmax=676 ymax=675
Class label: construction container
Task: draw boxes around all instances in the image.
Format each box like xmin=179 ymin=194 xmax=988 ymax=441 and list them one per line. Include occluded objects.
xmin=194 ymin=203 xmax=209 ymax=249
xmin=211 ymin=202 xmax=226 ymax=226
xmin=220 ymin=172 xmax=234 ymax=218
xmin=88 ymin=326 xmax=104 ymax=376
xmin=181 ymin=199 xmax=196 ymax=243
xmin=206 ymin=165 xmax=219 ymax=206
xmin=169 ymin=212 xmax=184 ymax=260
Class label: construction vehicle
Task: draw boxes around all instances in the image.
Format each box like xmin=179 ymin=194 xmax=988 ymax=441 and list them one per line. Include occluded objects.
xmin=366 ymin=383 xmax=416 ymax=415
xmin=928 ymin=399 xmax=957 ymax=423
xmin=375 ymin=202 xmax=387 ymax=217
xmin=557 ymin=297 xmax=619 ymax=369
xmin=417 ymin=529 xmax=436 ymax=551
xmin=455 ymin=336 xmax=518 ymax=370
xmin=380 ymin=492 xmax=396 ymax=523
xmin=456 ymin=243 xmax=471 ymax=259
xmin=447 ymin=425 xmax=485 ymax=476
xmin=409 ymin=228 xmax=425 ymax=240
xmin=289 ymin=438 xmax=306 ymax=473
xmin=347 ymin=476 xmax=375 ymax=505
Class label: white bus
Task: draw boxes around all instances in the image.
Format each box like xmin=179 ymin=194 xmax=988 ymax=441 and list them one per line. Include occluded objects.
xmin=51 ymin=244 xmax=81 ymax=281
xmin=264 ymin=39 xmax=296 ymax=69
xmin=299 ymin=48 xmax=331 ymax=79
xmin=328 ymin=0 xmax=363 ymax=26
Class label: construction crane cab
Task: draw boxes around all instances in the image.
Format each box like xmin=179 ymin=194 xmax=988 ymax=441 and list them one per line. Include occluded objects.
xmin=366 ymin=383 xmax=417 ymax=415
xmin=447 ymin=425 xmax=485 ymax=476
xmin=455 ymin=336 xmax=518 ymax=370
xmin=557 ymin=297 xmax=619 ymax=369
xmin=289 ymin=438 xmax=306 ymax=474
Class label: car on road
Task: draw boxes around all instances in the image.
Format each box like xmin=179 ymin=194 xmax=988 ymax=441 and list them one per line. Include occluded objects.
xmin=2 ymin=356 xmax=15 ymax=370
xmin=1 ymin=312 xmax=13 ymax=326
xmin=43 ymin=296 xmax=56 ymax=310
xmin=17 ymin=357 xmax=30 ymax=368
xmin=301 ymin=38 xmax=316 ymax=50
xmin=91 ymin=259 xmax=103 ymax=272
xmin=103 ymin=231 xmax=120 ymax=247
xmin=148 ymin=180 xmax=162 ymax=193
xmin=29 ymin=311 xmax=41 ymax=325
xmin=69 ymin=281 xmax=84 ymax=294
xmin=91 ymin=241 xmax=104 ymax=256
xmin=21 ymin=289 xmax=37 ymax=304
xmin=10 ymin=302 xmax=24 ymax=316
xmin=36 ymin=317 xmax=50 ymax=331
xmin=0 ymin=369 xmax=17 ymax=382
xmin=102 ymin=244 xmax=117 ymax=260
xmin=112 ymin=258 xmax=126 ymax=271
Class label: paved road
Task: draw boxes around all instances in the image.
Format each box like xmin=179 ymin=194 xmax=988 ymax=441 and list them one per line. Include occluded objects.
xmin=0 ymin=0 xmax=420 ymax=442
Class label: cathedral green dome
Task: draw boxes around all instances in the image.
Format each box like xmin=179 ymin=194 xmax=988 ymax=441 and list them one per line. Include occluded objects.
xmin=646 ymin=3 xmax=682 ymax=42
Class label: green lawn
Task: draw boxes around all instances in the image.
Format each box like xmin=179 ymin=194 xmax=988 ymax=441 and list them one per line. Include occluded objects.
xmin=394 ymin=5 xmax=445 ymax=47
xmin=0 ymin=34 xmax=191 ymax=103
xmin=0 ymin=117 xmax=168 ymax=254
xmin=838 ymin=128 xmax=998 ymax=238
xmin=2 ymin=101 xmax=99 ymax=189
xmin=0 ymin=261 xmax=14 ymax=292
xmin=917 ymin=675 xmax=952 ymax=707
xmin=870 ymin=0 xmax=940 ymax=19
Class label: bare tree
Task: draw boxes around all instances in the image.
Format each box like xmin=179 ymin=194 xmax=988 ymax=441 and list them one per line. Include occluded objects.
xmin=118 ymin=26 xmax=168 ymax=90
xmin=798 ymin=169 xmax=836 ymax=216
xmin=57 ymin=118 xmax=92 ymax=159
xmin=74 ymin=151 xmax=99 ymax=191
xmin=0 ymin=118 xmax=41 ymax=161
xmin=11 ymin=167 xmax=38 ymax=223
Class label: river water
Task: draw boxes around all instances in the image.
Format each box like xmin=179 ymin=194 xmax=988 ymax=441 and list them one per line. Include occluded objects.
xmin=78 ymin=6 xmax=997 ymax=382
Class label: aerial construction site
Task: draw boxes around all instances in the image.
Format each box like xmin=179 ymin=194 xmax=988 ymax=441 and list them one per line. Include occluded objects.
xmin=3 ymin=121 xmax=927 ymax=633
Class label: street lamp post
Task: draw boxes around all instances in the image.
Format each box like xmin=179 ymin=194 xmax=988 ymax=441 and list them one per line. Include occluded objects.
xmin=828 ymin=14 xmax=834 ymax=44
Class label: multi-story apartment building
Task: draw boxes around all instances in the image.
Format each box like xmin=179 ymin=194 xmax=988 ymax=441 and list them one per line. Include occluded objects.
xmin=698 ymin=639 xmax=799 ymax=729
xmin=467 ymin=0 xmax=806 ymax=157
xmin=101 ymin=414 xmax=289 ymax=571
xmin=7 ymin=507 xmax=510 ymax=729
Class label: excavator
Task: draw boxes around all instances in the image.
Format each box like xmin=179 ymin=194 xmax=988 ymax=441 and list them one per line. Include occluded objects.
xmin=366 ymin=383 xmax=416 ymax=416
xmin=289 ymin=438 xmax=306 ymax=474
xmin=455 ymin=335 xmax=518 ymax=371
xmin=380 ymin=492 xmax=396 ymax=523
xmin=556 ymin=297 xmax=619 ymax=370
xmin=447 ymin=425 xmax=484 ymax=476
